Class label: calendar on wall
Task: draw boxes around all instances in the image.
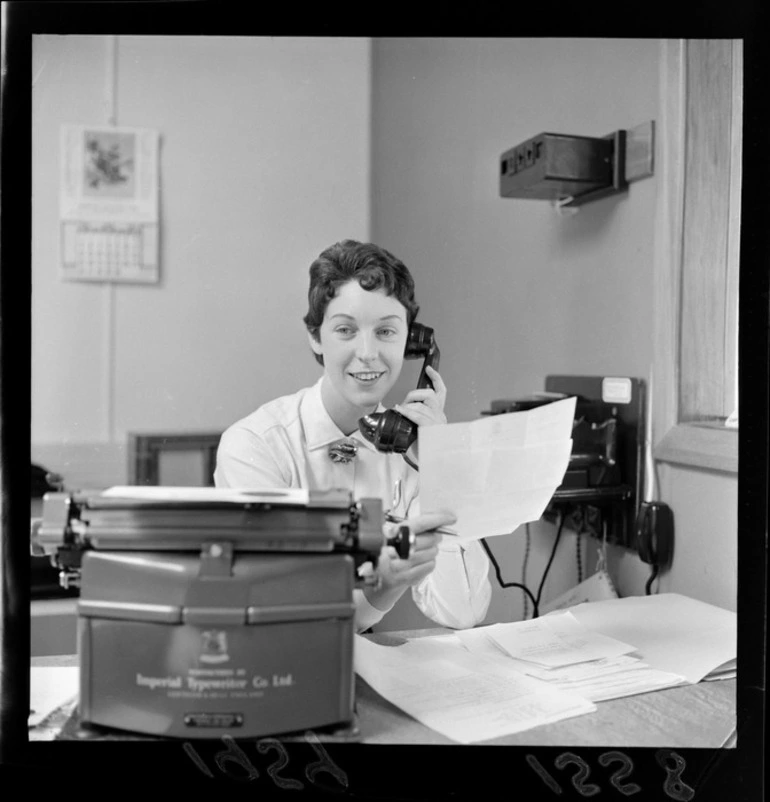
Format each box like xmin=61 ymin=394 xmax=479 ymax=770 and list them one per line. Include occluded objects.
xmin=59 ymin=125 xmax=160 ymax=283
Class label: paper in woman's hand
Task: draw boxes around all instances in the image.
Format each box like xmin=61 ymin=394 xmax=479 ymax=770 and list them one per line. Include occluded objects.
xmin=418 ymin=396 xmax=576 ymax=540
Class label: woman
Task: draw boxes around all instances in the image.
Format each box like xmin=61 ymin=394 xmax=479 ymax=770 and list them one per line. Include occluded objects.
xmin=215 ymin=240 xmax=491 ymax=631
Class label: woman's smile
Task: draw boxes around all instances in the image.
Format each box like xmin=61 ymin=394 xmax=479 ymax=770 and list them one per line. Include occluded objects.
xmin=348 ymin=370 xmax=386 ymax=385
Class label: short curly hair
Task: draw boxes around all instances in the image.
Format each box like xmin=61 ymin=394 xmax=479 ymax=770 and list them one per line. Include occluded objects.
xmin=303 ymin=240 xmax=420 ymax=365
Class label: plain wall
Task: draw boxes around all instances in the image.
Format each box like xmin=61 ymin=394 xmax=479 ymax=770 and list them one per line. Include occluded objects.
xmin=32 ymin=35 xmax=372 ymax=487
xmin=368 ymin=38 xmax=737 ymax=629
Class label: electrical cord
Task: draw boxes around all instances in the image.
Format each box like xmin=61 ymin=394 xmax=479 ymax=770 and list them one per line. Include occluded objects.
xmin=645 ymin=564 xmax=659 ymax=595
xmin=480 ymin=537 xmax=540 ymax=619
xmin=402 ymin=453 xmax=419 ymax=472
xmin=576 ymin=518 xmax=583 ymax=585
xmin=535 ymin=510 xmax=566 ymax=610
xmin=522 ymin=524 xmax=531 ymax=619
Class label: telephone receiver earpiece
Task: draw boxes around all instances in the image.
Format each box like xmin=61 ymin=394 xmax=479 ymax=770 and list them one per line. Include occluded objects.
xmin=358 ymin=323 xmax=440 ymax=454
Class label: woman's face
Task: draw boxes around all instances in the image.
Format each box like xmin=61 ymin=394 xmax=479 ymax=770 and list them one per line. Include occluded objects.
xmin=310 ymin=280 xmax=408 ymax=420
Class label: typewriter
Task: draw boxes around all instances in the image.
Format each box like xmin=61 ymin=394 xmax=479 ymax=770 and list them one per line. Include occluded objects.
xmin=31 ymin=486 xmax=410 ymax=740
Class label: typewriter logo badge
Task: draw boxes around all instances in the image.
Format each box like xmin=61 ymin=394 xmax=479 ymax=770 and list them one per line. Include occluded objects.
xmin=199 ymin=630 xmax=229 ymax=664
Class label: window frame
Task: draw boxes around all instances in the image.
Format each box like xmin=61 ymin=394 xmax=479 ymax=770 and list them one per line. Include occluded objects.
xmin=652 ymin=39 xmax=740 ymax=475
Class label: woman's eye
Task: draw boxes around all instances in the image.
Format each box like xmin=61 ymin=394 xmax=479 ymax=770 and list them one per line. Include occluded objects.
xmin=335 ymin=326 xmax=354 ymax=336
xmin=378 ymin=328 xmax=397 ymax=338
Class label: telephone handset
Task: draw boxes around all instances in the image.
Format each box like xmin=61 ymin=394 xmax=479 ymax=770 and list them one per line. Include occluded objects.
xmin=358 ymin=323 xmax=440 ymax=454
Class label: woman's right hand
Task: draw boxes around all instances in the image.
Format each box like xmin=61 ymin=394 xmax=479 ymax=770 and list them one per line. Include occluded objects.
xmin=364 ymin=510 xmax=456 ymax=611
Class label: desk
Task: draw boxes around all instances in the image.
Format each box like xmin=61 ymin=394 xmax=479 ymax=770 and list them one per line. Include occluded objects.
xmin=30 ymin=629 xmax=735 ymax=748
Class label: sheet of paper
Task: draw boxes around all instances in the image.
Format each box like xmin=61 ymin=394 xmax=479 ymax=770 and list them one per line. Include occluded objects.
xmin=419 ymin=397 xmax=576 ymax=539
xmin=485 ymin=610 xmax=636 ymax=667
xmin=539 ymin=569 xmax=620 ymax=614
xmin=354 ymin=635 xmax=594 ymax=744
xmin=702 ymin=667 xmax=737 ymax=682
xmin=29 ymin=666 xmax=79 ymax=728
xmin=101 ymin=485 xmax=310 ymax=505
xmin=551 ymin=668 xmax=687 ymax=702
xmin=564 ymin=593 xmax=737 ymax=684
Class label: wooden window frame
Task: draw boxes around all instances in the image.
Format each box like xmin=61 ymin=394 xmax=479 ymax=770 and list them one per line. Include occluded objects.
xmin=652 ymin=39 xmax=740 ymax=474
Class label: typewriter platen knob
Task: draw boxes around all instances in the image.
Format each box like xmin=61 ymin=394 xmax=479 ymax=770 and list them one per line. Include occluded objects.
xmin=386 ymin=524 xmax=414 ymax=560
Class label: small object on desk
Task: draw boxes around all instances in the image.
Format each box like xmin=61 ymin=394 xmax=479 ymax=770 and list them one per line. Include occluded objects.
xmin=539 ymin=568 xmax=619 ymax=614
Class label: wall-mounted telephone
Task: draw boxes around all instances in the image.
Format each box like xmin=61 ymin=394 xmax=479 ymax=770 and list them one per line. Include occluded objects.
xmin=358 ymin=323 xmax=440 ymax=454
xmin=482 ymin=375 xmax=646 ymax=551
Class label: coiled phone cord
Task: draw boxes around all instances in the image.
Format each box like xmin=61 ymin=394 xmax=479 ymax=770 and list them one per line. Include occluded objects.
xmin=576 ymin=521 xmax=584 ymax=585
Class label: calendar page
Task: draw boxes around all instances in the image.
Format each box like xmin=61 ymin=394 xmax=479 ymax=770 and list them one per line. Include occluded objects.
xmin=59 ymin=125 xmax=160 ymax=283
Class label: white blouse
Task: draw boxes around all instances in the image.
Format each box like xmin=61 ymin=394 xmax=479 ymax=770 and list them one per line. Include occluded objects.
xmin=214 ymin=378 xmax=492 ymax=631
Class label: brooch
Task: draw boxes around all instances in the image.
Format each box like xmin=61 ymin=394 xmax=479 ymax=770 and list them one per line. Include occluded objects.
xmin=328 ymin=438 xmax=359 ymax=464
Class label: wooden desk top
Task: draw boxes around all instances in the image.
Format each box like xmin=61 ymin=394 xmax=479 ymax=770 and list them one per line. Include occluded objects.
xmin=31 ymin=629 xmax=736 ymax=748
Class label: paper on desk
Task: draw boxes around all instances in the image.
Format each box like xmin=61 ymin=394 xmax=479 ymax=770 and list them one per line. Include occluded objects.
xmin=354 ymin=634 xmax=594 ymax=744
xmin=419 ymin=397 xmax=576 ymax=539
xmin=564 ymin=593 xmax=737 ymax=684
xmin=455 ymin=626 xmax=686 ymax=702
xmin=483 ymin=610 xmax=636 ymax=667
xmin=702 ymin=665 xmax=737 ymax=681
xmin=29 ymin=666 xmax=79 ymax=728
xmin=457 ymin=626 xmax=636 ymax=677
xmin=102 ymin=485 xmax=310 ymax=505
xmin=550 ymin=669 xmax=687 ymax=702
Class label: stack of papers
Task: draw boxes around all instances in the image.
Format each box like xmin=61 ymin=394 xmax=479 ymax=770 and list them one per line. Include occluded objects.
xmin=562 ymin=593 xmax=737 ymax=683
xmin=455 ymin=611 xmax=688 ymax=703
xmin=354 ymin=634 xmax=595 ymax=744
xmin=355 ymin=593 xmax=736 ymax=742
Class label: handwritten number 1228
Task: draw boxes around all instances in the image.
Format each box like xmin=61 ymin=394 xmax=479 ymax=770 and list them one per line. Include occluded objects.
xmin=527 ymin=749 xmax=695 ymax=800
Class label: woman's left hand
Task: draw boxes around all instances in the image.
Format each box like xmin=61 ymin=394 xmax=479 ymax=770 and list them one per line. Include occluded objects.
xmin=394 ymin=365 xmax=447 ymax=427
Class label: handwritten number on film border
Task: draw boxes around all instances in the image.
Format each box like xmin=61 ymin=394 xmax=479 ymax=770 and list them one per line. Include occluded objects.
xmin=183 ymin=730 xmax=349 ymax=791
xmin=527 ymin=749 xmax=694 ymax=799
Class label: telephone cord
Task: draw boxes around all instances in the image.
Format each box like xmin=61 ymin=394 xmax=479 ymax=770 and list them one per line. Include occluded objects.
xmin=522 ymin=524 xmax=531 ymax=619
xmin=576 ymin=519 xmax=584 ymax=585
xmin=645 ymin=563 xmax=659 ymax=595
xmin=535 ymin=510 xmax=566 ymax=610
xmin=480 ymin=537 xmax=540 ymax=619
